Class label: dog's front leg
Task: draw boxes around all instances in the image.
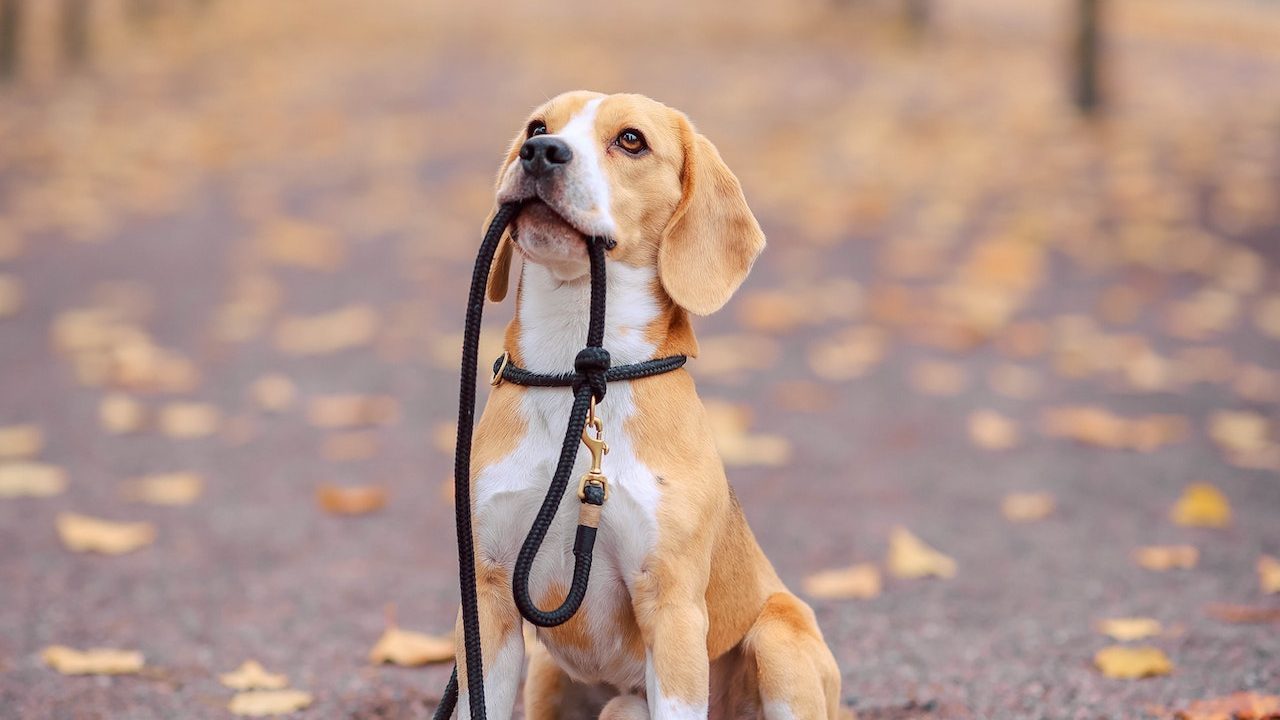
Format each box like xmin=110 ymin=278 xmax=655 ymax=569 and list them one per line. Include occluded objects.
xmin=453 ymin=558 xmax=524 ymax=719
xmin=634 ymin=563 xmax=711 ymax=719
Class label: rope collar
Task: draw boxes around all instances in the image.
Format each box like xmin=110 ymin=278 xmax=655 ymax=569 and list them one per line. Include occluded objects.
xmin=491 ymin=352 xmax=687 ymax=393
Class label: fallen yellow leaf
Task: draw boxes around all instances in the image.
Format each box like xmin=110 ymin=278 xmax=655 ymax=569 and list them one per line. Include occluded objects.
xmin=99 ymin=393 xmax=146 ymax=434
xmin=803 ymin=564 xmax=882 ymax=600
xmin=807 ymin=326 xmax=887 ymax=381
xmin=41 ymin=645 xmax=144 ymax=675
xmin=1094 ymin=645 xmax=1172 ymax=679
xmin=228 ymin=689 xmax=314 ymax=717
xmin=1254 ymin=294 xmax=1280 ymax=340
xmin=1042 ymin=406 xmax=1186 ymax=451
xmin=887 ymin=526 xmax=956 ymax=579
xmin=1134 ymin=545 xmax=1199 ymax=571
xmin=969 ymin=410 xmax=1019 ymax=450
xmin=158 ymin=402 xmax=221 ymax=438
xmin=1097 ymin=617 xmax=1162 ymax=641
xmin=0 ymin=424 xmax=43 ymax=459
xmin=316 ymin=484 xmax=388 ymax=515
xmin=120 ymin=472 xmax=203 ymax=506
xmin=1170 ymin=483 xmax=1231 ymax=528
xmin=275 ymin=304 xmax=378 ymax=355
xmin=1208 ymin=411 xmax=1270 ymax=453
xmin=0 ymin=463 xmax=67 ymax=498
xmin=220 ymin=660 xmax=289 ymax=691
xmin=251 ymin=374 xmax=296 ymax=413
xmin=432 ymin=422 xmax=457 ymax=455
xmin=1259 ymin=554 xmax=1280 ymax=595
xmin=369 ymin=626 xmax=454 ymax=666
xmin=56 ymin=513 xmax=155 ymax=554
xmin=1001 ymin=492 xmax=1054 ymax=522
xmin=258 ymin=216 xmax=345 ymax=271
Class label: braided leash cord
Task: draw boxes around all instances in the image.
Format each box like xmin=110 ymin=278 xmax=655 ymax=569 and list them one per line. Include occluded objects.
xmin=434 ymin=204 xmax=614 ymax=718
xmin=435 ymin=201 xmax=521 ymax=720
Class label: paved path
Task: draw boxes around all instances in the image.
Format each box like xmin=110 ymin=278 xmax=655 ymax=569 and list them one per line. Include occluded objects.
xmin=1 ymin=1 xmax=1278 ymax=717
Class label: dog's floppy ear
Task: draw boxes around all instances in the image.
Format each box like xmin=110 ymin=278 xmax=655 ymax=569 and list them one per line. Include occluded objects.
xmin=485 ymin=127 xmax=528 ymax=303
xmin=658 ymin=116 xmax=765 ymax=316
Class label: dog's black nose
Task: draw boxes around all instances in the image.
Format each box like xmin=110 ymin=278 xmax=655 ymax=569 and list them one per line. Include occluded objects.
xmin=519 ymin=136 xmax=573 ymax=177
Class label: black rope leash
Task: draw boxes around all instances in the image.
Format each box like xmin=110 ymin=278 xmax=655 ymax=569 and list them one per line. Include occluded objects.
xmin=433 ymin=201 xmax=686 ymax=719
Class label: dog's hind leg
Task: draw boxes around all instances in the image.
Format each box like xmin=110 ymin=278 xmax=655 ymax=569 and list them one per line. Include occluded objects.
xmin=744 ymin=593 xmax=841 ymax=720
xmin=523 ymin=640 xmax=570 ymax=720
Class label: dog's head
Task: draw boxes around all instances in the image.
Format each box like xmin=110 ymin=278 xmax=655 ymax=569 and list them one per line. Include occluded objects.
xmin=486 ymin=91 xmax=765 ymax=316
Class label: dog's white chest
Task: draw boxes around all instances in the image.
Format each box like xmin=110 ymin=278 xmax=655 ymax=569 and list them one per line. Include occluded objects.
xmin=474 ymin=382 xmax=660 ymax=689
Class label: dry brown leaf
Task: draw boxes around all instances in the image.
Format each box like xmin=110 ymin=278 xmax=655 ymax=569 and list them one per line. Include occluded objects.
xmin=276 ymin=305 xmax=379 ymax=355
xmin=307 ymin=395 xmax=399 ymax=429
xmin=228 ymin=689 xmax=314 ymax=717
xmin=909 ymin=360 xmax=968 ymax=396
xmin=1094 ymin=645 xmax=1172 ymax=679
xmin=0 ymin=274 xmax=22 ymax=317
xmin=1208 ymin=411 xmax=1270 ymax=453
xmin=56 ymin=513 xmax=155 ymax=554
xmin=1097 ymin=617 xmax=1162 ymax=641
xmin=317 ymin=484 xmax=388 ymax=515
xmin=803 ymin=564 xmax=882 ymax=600
xmin=258 ymin=216 xmax=345 ymax=271
xmin=369 ymin=626 xmax=454 ymax=666
xmin=120 ymin=472 xmax=203 ymax=506
xmin=1254 ymin=294 xmax=1280 ymax=340
xmin=0 ymin=424 xmax=43 ymax=460
xmin=1170 ymin=483 xmax=1231 ymax=528
xmin=1204 ymin=603 xmax=1280 ymax=624
xmin=158 ymin=402 xmax=221 ymax=438
xmin=219 ymin=660 xmax=289 ymax=691
xmin=100 ymin=393 xmax=146 ymax=434
xmin=807 ymin=326 xmax=887 ymax=381
xmin=1260 ymin=554 xmax=1280 ymax=595
xmin=969 ymin=410 xmax=1019 ymax=450
xmin=1233 ymin=365 xmax=1280 ymax=404
xmin=1041 ymin=406 xmax=1186 ymax=451
xmin=1001 ymin=492 xmax=1054 ymax=522
xmin=41 ymin=645 xmax=144 ymax=675
xmin=1134 ymin=545 xmax=1199 ymax=571
xmin=321 ymin=431 xmax=380 ymax=461
xmin=1175 ymin=691 xmax=1280 ymax=720
xmin=736 ymin=290 xmax=807 ymax=332
xmin=887 ymin=526 xmax=956 ymax=579
xmin=703 ymin=400 xmax=792 ymax=467
xmin=0 ymin=462 xmax=67 ymax=498
xmin=251 ymin=374 xmax=296 ymax=413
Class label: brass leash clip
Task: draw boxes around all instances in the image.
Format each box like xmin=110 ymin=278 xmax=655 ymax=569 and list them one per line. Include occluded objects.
xmin=577 ymin=397 xmax=609 ymax=502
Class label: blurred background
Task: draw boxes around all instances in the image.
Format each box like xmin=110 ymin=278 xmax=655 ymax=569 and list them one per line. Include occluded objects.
xmin=0 ymin=0 xmax=1278 ymax=718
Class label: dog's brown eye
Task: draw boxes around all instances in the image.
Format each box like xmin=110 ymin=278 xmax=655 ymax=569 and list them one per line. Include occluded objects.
xmin=615 ymin=129 xmax=647 ymax=155
xmin=527 ymin=120 xmax=548 ymax=138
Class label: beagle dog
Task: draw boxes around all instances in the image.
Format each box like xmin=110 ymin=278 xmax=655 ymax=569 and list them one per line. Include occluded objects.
xmin=454 ymin=91 xmax=841 ymax=720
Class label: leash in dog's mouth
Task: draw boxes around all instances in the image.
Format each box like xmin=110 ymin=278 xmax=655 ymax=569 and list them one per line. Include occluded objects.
xmin=435 ymin=201 xmax=686 ymax=719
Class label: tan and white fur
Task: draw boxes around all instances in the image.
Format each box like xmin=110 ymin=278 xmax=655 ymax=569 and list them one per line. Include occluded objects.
xmin=452 ymin=91 xmax=840 ymax=720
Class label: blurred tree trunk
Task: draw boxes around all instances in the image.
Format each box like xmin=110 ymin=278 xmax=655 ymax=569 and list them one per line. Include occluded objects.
xmin=0 ymin=0 xmax=19 ymax=80
xmin=1073 ymin=0 xmax=1103 ymax=114
xmin=62 ymin=0 xmax=90 ymax=67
